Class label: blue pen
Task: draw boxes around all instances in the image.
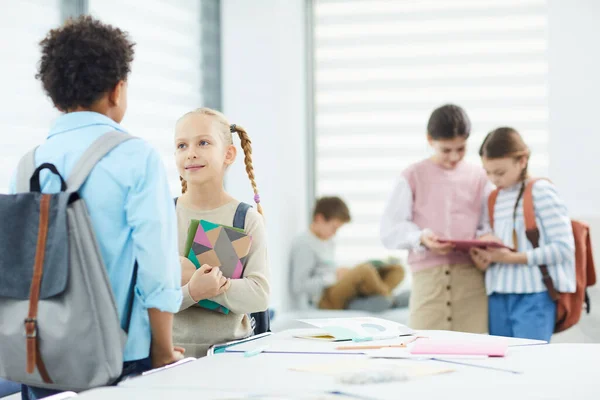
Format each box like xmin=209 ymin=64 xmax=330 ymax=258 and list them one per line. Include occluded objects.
xmin=352 ymin=334 xmax=400 ymax=343
xmin=328 ymin=391 xmax=380 ymax=400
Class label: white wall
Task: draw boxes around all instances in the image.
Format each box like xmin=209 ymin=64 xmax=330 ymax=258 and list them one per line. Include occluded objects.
xmin=221 ymin=0 xmax=308 ymax=312
xmin=548 ymin=0 xmax=600 ymax=222
xmin=548 ymin=0 xmax=600 ymax=343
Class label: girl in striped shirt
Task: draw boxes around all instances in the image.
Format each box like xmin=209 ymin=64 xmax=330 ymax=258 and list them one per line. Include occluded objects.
xmin=470 ymin=127 xmax=576 ymax=341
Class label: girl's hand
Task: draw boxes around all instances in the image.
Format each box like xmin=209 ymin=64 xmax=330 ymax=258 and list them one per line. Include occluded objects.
xmin=188 ymin=265 xmax=230 ymax=301
xmin=486 ymin=247 xmax=527 ymax=264
xmin=421 ymin=232 xmax=454 ymax=255
xmin=469 ymin=247 xmax=491 ymax=271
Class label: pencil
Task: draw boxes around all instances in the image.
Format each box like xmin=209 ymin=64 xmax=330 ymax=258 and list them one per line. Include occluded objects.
xmin=335 ymin=344 xmax=407 ymax=350
xmin=335 ymin=335 xmax=420 ymax=351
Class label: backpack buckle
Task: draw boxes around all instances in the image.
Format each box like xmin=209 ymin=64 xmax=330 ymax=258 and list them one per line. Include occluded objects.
xmin=24 ymin=317 xmax=37 ymax=338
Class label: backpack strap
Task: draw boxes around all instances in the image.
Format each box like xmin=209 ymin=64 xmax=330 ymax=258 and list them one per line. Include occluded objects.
xmin=66 ymin=131 xmax=135 ymax=192
xmin=15 ymin=147 xmax=38 ymax=193
xmin=233 ymin=202 xmax=252 ymax=230
xmin=24 ymin=193 xmax=53 ymax=382
xmin=66 ymin=131 xmax=137 ymax=331
xmin=123 ymin=261 xmax=138 ymax=334
xmin=522 ymin=178 xmax=551 ymax=232
xmin=522 ymin=178 xmax=560 ymax=301
xmin=488 ymin=188 xmax=500 ymax=230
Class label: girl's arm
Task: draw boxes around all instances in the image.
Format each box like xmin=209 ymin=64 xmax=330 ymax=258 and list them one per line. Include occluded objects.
xmin=210 ymin=208 xmax=270 ymax=314
xmin=488 ymin=181 xmax=574 ymax=266
xmin=380 ymin=176 xmax=429 ymax=251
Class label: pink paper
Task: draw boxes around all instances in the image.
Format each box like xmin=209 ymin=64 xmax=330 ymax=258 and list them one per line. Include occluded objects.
xmin=410 ymin=340 xmax=508 ymax=357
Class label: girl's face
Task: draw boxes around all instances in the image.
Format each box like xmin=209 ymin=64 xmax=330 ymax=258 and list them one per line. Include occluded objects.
xmin=482 ymin=156 xmax=527 ymax=189
xmin=428 ymin=135 xmax=467 ymax=170
xmin=175 ymin=113 xmax=236 ymax=187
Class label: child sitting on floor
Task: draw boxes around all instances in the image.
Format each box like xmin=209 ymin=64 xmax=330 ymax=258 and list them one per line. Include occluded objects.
xmin=290 ymin=196 xmax=406 ymax=311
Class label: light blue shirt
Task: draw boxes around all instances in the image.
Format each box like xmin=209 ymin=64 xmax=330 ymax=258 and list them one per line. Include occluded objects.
xmin=486 ymin=180 xmax=576 ymax=295
xmin=10 ymin=112 xmax=182 ymax=361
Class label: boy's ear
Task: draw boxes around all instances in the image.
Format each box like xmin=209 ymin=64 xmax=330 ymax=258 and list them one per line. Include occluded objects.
xmin=314 ymin=213 xmax=325 ymax=223
xmin=224 ymin=144 xmax=237 ymax=166
xmin=108 ymin=80 xmax=126 ymax=107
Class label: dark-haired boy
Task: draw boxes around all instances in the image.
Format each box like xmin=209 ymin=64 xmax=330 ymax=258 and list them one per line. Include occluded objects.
xmin=10 ymin=16 xmax=183 ymax=399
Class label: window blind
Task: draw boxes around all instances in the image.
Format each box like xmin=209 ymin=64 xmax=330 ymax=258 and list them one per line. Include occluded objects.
xmin=0 ymin=0 xmax=61 ymax=193
xmin=312 ymin=0 xmax=549 ymax=265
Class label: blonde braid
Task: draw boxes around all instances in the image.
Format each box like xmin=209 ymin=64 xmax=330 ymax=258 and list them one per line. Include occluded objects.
xmin=180 ymin=176 xmax=187 ymax=194
xmin=231 ymin=125 xmax=263 ymax=215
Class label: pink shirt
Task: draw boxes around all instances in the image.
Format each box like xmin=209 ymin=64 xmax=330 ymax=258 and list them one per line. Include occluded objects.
xmin=381 ymin=159 xmax=492 ymax=272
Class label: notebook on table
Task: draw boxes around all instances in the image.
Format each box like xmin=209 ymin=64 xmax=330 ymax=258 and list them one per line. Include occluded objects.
xmin=410 ymin=339 xmax=509 ymax=357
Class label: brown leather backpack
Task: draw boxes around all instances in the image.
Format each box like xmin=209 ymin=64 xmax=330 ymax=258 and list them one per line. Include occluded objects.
xmin=488 ymin=178 xmax=596 ymax=333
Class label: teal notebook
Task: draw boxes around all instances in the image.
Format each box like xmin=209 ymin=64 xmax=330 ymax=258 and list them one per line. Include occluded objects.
xmin=184 ymin=219 xmax=252 ymax=314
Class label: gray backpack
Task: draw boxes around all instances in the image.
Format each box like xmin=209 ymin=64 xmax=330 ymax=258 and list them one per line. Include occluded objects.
xmin=0 ymin=131 xmax=136 ymax=391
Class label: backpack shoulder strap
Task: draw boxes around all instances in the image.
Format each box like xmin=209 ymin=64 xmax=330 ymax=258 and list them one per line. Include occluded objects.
xmin=523 ymin=178 xmax=552 ymax=232
xmin=123 ymin=261 xmax=138 ymax=333
xmin=67 ymin=131 xmax=136 ymax=192
xmin=232 ymin=201 xmax=269 ymax=334
xmin=523 ymin=177 xmax=560 ymax=302
xmin=586 ymin=232 xmax=597 ymax=287
xmin=488 ymin=188 xmax=500 ymax=230
xmin=233 ymin=202 xmax=252 ymax=230
xmin=15 ymin=147 xmax=38 ymax=193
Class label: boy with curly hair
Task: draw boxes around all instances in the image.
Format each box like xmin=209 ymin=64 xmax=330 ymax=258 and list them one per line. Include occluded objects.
xmin=11 ymin=16 xmax=183 ymax=399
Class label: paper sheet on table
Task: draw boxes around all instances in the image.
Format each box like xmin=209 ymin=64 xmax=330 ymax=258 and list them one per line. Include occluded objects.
xmin=297 ymin=317 xmax=414 ymax=341
xmin=291 ymin=359 xmax=454 ymax=379
xmin=415 ymin=330 xmax=547 ymax=346
xmin=225 ymin=330 xmax=417 ymax=354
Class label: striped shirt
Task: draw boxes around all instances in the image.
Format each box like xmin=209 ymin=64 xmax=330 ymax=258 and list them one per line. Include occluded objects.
xmin=485 ymin=180 xmax=576 ymax=295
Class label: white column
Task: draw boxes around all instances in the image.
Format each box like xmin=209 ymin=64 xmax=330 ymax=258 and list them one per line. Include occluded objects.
xmin=548 ymin=0 xmax=600 ymax=342
xmin=221 ymin=0 xmax=308 ymax=311
xmin=548 ymin=0 xmax=600 ymax=223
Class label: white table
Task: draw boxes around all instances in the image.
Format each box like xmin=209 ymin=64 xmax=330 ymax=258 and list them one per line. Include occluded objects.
xmin=100 ymin=329 xmax=600 ymax=400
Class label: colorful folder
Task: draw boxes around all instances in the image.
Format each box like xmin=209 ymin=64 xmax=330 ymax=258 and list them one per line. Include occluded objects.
xmin=184 ymin=219 xmax=252 ymax=314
